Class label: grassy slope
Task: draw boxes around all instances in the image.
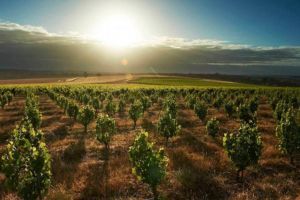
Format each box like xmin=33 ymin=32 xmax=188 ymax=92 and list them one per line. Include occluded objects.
xmin=129 ymin=76 xmax=260 ymax=88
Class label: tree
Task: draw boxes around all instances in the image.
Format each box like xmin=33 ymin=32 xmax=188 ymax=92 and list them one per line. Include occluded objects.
xmin=129 ymin=130 xmax=168 ymax=200
xmin=82 ymin=94 xmax=90 ymax=105
xmin=194 ymin=100 xmax=208 ymax=123
xmin=276 ymin=109 xmax=300 ymax=164
xmin=224 ymin=101 xmax=235 ymax=118
xmin=118 ymin=99 xmax=126 ymax=114
xmin=99 ymin=93 xmax=106 ymax=104
xmin=237 ymin=103 xmax=256 ymax=123
xmin=25 ymin=93 xmax=39 ymax=108
xmin=5 ymin=92 xmax=13 ymax=105
xmin=78 ymin=105 xmax=95 ymax=133
xmin=106 ymin=93 xmax=113 ymax=101
xmin=163 ymin=95 xmax=177 ymax=118
xmin=186 ymin=94 xmax=197 ymax=109
xmin=96 ymin=114 xmax=116 ymax=150
xmin=206 ymin=118 xmax=219 ymax=137
xmin=67 ymin=101 xmax=79 ymax=121
xmin=0 ymin=95 xmax=8 ymax=109
xmin=202 ymin=92 xmax=211 ymax=104
xmin=249 ymin=98 xmax=258 ymax=114
xmin=290 ymin=96 xmax=299 ymax=109
xmin=213 ymin=96 xmax=223 ymax=110
xmin=24 ymin=95 xmax=42 ymax=130
xmin=157 ymin=111 xmax=181 ymax=145
xmin=141 ymin=95 xmax=152 ymax=113
xmin=91 ymin=97 xmax=101 ymax=112
xmin=223 ymin=123 xmax=262 ymax=181
xmin=105 ymin=101 xmax=117 ymax=117
xmin=270 ymin=96 xmax=279 ymax=110
xmin=274 ymin=101 xmax=288 ymax=122
xmin=62 ymin=97 xmax=69 ymax=114
xmin=150 ymin=93 xmax=159 ymax=104
xmin=234 ymin=96 xmax=244 ymax=107
xmin=129 ymin=100 xmax=143 ymax=129
xmin=1 ymin=118 xmax=51 ymax=200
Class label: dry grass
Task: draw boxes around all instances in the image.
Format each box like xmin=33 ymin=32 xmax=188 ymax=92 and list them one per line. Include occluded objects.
xmin=0 ymin=74 xmax=133 ymax=85
xmin=0 ymin=94 xmax=299 ymax=200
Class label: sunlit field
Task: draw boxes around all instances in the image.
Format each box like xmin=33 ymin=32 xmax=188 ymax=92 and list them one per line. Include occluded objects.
xmin=0 ymin=81 xmax=299 ymax=199
xmin=129 ymin=77 xmax=257 ymax=87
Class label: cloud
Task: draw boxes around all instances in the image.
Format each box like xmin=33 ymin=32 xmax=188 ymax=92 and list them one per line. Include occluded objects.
xmin=0 ymin=22 xmax=299 ymax=75
xmin=145 ymin=37 xmax=300 ymax=68
xmin=146 ymin=36 xmax=300 ymax=51
xmin=146 ymin=37 xmax=251 ymax=50
xmin=0 ymin=22 xmax=86 ymax=44
xmin=0 ymin=22 xmax=49 ymax=34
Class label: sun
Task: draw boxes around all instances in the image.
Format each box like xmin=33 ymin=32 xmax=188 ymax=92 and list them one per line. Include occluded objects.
xmin=91 ymin=14 xmax=141 ymax=49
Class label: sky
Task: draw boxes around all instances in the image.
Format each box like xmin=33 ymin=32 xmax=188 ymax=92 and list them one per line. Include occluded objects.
xmin=1 ymin=0 xmax=300 ymax=46
xmin=0 ymin=0 xmax=299 ymax=75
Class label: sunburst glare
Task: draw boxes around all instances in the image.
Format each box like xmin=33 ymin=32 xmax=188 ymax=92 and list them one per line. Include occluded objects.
xmin=90 ymin=14 xmax=141 ymax=49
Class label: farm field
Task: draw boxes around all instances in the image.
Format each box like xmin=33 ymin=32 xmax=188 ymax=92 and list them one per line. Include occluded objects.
xmin=129 ymin=77 xmax=257 ymax=88
xmin=0 ymin=74 xmax=258 ymax=88
xmin=0 ymin=74 xmax=134 ymax=85
xmin=0 ymin=83 xmax=299 ymax=200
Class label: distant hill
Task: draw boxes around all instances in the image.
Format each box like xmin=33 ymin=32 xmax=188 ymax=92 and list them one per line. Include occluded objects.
xmin=0 ymin=69 xmax=299 ymax=87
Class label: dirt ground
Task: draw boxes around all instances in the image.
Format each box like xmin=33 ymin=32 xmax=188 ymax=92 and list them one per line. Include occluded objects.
xmin=0 ymin=95 xmax=299 ymax=200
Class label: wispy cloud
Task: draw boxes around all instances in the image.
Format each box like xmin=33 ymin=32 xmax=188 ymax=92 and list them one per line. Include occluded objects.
xmin=146 ymin=36 xmax=300 ymax=51
xmin=0 ymin=22 xmax=49 ymax=34
xmin=146 ymin=37 xmax=251 ymax=49
xmin=0 ymin=22 xmax=86 ymax=44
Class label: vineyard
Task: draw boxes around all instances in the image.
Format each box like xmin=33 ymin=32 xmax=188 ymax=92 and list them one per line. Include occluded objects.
xmin=0 ymin=84 xmax=299 ymax=199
